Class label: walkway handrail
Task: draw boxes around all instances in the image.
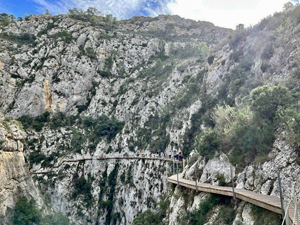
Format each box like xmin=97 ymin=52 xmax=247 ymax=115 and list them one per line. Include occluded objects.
xmin=168 ymin=174 xmax=299 ymax=224
xmin=31 ymin=156 xmax=183 ymax=174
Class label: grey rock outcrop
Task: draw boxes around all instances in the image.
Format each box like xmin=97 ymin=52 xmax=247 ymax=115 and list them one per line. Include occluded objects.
xmin=0 ymin=115 xmax=43 ymax=224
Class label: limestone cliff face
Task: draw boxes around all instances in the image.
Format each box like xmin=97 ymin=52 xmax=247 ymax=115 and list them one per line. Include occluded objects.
xmin=0 ymin=115 xmax=43 ymax=224
xmin=0 ymin=6 xmax=299 ymax=225
xmin=34 ymin=158 xmax=170 ymax=224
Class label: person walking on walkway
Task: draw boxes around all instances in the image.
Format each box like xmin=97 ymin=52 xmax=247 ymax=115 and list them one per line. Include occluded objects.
xmin=174 ymin=150 xmax=178 ymax=160
xmin=178 ymin=151 xmax=183 ymax=161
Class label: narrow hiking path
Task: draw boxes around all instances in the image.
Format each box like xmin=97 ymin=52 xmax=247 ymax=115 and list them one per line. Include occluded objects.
xmin=30 ymin=156 xmax=183 ymax=174
xmin=168 ymin=174 xmax=300 ymax=224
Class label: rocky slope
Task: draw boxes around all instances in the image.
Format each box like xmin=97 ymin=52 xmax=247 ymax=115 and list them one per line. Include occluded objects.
xmin=0 ymin=5 xmax=300 ymax=225
xmin=0 ymin=115 xmax=43 ymax=224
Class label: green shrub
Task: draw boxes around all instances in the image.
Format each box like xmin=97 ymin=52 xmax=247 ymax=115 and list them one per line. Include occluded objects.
xmin=41 ymin=213 xmax=70 ymax=225
xmin=276 ymin=107 xmax=300 ymax=148
xmin=207 ymin=55 xmax=215 ymax=65
xmin=293 ymin=68 xmax=300 ymax=79
xmin=0 ymin=33 xmax=36 ymax=45
xmin=104 ymin=163 xmax=119 ymax=225
xmin=170 ymin=42 xmax=208 ymax=60
xmin=260 ymin=62 xmax=269 ymax=72
xmin=211 ymin=104 xmax=254 ymax=149
xmin=229 ymin=120 xmax=275 ymax=167
xmin=32 ymin=121 xmax=43 ymax=132
xmin=261 ymin=42 xmax=274 ymax=60
xmin=71 ymin=129 xmax=85 ymax=153
xmin=216 ymin=173 xmax=226 ymax=186
xmin=0 ymin=13 xmax=10 ymax=27
xmin=52 ymin=30 xmax=73 ymax=43
xmin=50 ymin=112 xmax=67 ymax=129
xmin=252 ymin=205 xmax=282 ymax=225
xmin=132 ymin=196 xmax=169 ymax=225
xmin=72 ymin=174 xmax=93 ymax=206
xmin=182 ymin=194 xmax=233 ymax=225
xmin=12 ymin=196 xmax=41 ymax=225
xmin=64 ymin=164 xmax=71 ymax=170
xmin=217 ymin=206 xmax=235 ymax=224
xmin=29 ymin=151 xmax=47 ymax=166
xmin=230 ymin=49 xmax=243 ymax=62
xmin=182 ymin=96 xmax=218 ymax=157
xmin=41 ymin=152 xmax=60 ymax=168
xmin=12 ymin=196 xmax=70 ymax=225
xmin=86 ymin=47 xmax=97 ymax=59
xmin=18 ymin=115 xmax=33 ymax=130
xmin=132 ymin=210 xmax=163 ymax=225
xmin=196 ymin=130 xmax=221 ymax=160
xmin=88 ymin=114 xmax=124 ymax=141
xmin=229 ymin=29 xmax=248 ymax=48
xmin=105 ymin=56 xmax=113 ymax=70
xmin=250 ymin=85 xmax=291 ymax=122
xmin=120 ymin=172 xmax=126 ymax=184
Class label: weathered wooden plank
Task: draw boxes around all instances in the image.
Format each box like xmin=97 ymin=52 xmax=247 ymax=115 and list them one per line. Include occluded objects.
xmin=168 ymin=175 xmax=298 ymax=223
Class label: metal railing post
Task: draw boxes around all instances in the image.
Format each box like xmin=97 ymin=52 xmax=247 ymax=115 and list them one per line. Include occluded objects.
xmin=176 ymin=161 xmax=179 ymax=185
xmin=173 ymin=158 xmax=175 ymax=174
xmin=283 ymin=202 xmax=290 ymax=225
xmin=166 ymin=161 xmax=168 ymax=183
xmin=194 ymin=163 xmax=198 ymax=193
xmin=295 ymin=203 xmax=299 ymax=225
xmin=278 ymin=172 xmax=286 ymax=225
xmin=292 ymin=182 xmax=299 ymax=225
xmin=230 ymin=166 xmax=236 ymax=201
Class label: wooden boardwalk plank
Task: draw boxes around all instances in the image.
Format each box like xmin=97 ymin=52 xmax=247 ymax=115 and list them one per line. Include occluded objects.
xmin=168 ymin=174 xmax=299 ymax=223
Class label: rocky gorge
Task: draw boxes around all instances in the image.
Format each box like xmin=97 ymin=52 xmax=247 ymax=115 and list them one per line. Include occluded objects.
xmin=0 ymin=4 xmax=300 ymax=225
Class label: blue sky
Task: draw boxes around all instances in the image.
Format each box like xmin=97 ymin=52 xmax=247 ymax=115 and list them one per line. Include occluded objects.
xmin=0 ymin=0 xmax=298 ymax=28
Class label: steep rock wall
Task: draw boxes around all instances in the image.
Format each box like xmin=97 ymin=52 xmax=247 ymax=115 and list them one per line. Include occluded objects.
xmin=0 ymin=115 xmax=43 ymax=224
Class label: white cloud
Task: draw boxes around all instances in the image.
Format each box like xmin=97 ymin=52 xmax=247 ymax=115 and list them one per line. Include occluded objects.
xmin=31 ymin=0 xmax=293 ymax=28
xmin=31 ymin=0 xmax=173 ymax=19
xmin=168 ymin=0 xmax=290 ymax=28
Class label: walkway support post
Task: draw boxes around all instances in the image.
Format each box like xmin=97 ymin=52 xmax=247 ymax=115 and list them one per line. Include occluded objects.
xmin=173 ymin=159 xmax=175 ymax=174
xmin=166 ymin=162 xmax=168 ymax=183
xmin=194 ymin=163 xmax=198 ymax=193
xmin=176 ymin=161 xmax=179 ymax=185
xmin=292 ymin=182 xmax=299 ymax=225
xmin=278 ymin=172 xmax=286 ymax=225
xmin=283 ymin=202 xmax=290 ymax=225
xmin=230 ymin=166 xmax=236 ymax=201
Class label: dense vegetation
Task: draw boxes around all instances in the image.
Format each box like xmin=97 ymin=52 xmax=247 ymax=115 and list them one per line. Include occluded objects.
xmin=181 ymin=194 xmax=235 ymax=225
xmin=207 ymin=85 xmax=299 ymax=168
xmin=251 ymin=205 xmax=282 ymax=225
xmin=180 ymin=4 xmax=300 ymax=169
xmin=12 ymin=196 xmax=70 ymax=225
xmin=132 ymin=195 xmax=170 ymax=225
xmin=96 ymin=163 xmax=120 ymax=225
xmin=18 ymin=112 xmax=124 ymax=168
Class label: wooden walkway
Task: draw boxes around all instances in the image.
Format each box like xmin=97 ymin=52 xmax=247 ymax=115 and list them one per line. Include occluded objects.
xmin=168 ymin=174 xmax=300 ymax=224
xmin=31 ymin=156 xmax=182 ymax=174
